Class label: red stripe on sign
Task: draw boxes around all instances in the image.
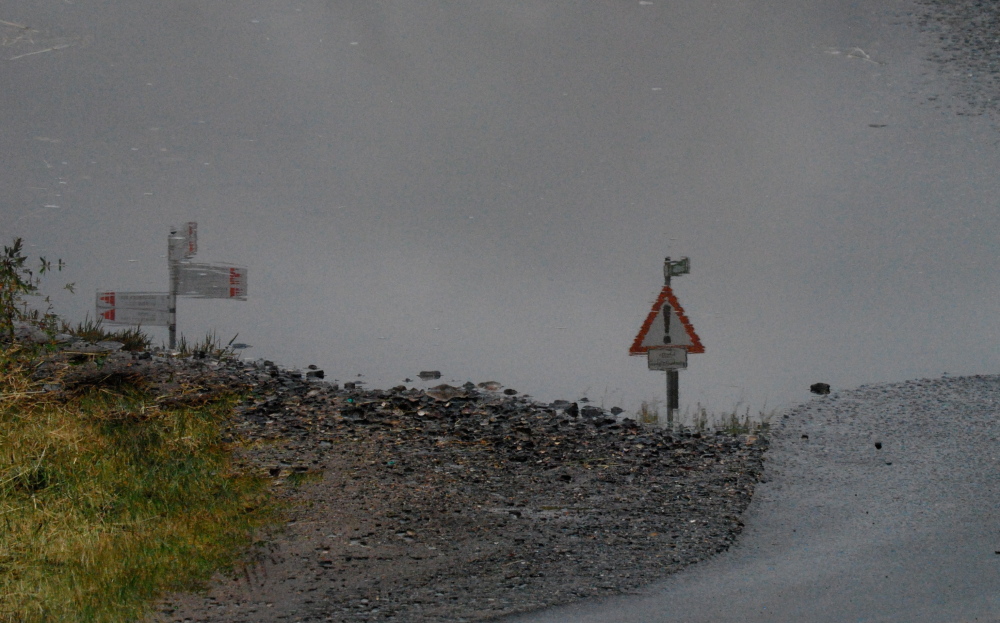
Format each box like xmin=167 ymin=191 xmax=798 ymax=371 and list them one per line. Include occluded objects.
xmin=101 ymin=309 xmax=115 ymax=321
xmin=99 ymin=293 xmax=115 ymax=306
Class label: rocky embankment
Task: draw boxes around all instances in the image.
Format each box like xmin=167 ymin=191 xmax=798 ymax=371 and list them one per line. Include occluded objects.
xmin=20 ymin=332 xmax=766 ymax=622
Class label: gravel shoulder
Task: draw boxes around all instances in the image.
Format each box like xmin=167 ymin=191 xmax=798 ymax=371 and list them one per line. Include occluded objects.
xmin=65 ymin=352 xmax=767 ymax=623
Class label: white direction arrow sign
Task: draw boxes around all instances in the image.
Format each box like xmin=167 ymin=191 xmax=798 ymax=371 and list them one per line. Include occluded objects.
xmin=96 ymin=291 xmax=172 ymax=326
xmin=97 ymin=291 xmax=170 ymax=311
xmin=98 ymin=307 xmax=172 ymax=326
xmin=175 ymin=263 xmax=247 ymax=300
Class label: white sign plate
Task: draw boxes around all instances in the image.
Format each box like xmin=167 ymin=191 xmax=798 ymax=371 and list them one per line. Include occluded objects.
xmin=647 ymin=347 xmax=688 ymax=370
xmin=176 ymin=263 xmax=247 ymax=300
xmin=96 ymin=291 xmax=170 ymax=311
xmin=98 ymin=307 xmax=172 ymax=327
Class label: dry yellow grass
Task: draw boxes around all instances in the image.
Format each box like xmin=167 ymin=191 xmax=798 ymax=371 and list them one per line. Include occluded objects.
xmin=0 ymin=343 xmax=292 ymax=622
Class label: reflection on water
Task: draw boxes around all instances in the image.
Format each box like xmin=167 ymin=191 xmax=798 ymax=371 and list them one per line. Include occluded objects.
xmin=98 ymin=223 xmax=248 ymax=349
xmin=636 ymin=400 xmax=772 ymax=436
xmin=6 ymin=1 xmax=1000 ymax=425
xmin=631 ymin=257 xmax=704 ymax=426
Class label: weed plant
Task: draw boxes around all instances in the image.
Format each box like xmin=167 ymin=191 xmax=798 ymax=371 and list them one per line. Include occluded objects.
xmin=61 ymin=315 xmax=152 ymax=352
xmin=172 ymin=330 xmax=239 ymax=359
xmin=635 ymin=401 xmax=773 ymax=435
xmin=0 ymin=238 xmax=74 ymax=341
xmin=0 ymin=344 xmax=293 ymax=622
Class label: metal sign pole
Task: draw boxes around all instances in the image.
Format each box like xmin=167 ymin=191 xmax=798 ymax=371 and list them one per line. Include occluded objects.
xmin=663 ymin=257 xmax=677 ymax=426
xmin=666 ymin=369 xmax=679 ymax=427
xmin=168 ymin=234 xmax=178 ymax=350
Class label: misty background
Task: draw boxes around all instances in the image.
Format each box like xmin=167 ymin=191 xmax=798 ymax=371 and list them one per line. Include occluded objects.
xmin=3 ymin=0 xmax=999 ymax=419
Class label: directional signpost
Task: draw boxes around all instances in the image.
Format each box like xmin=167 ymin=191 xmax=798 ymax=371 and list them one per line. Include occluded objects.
xmin=97 ymin=222 xmax=247 ymax=349
xmin=630 ymin=257 xmax=703 ymax=426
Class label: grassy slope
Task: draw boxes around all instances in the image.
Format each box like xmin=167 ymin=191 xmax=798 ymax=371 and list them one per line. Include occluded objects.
xmin=0 ymin=344 xmax=293 ymax=623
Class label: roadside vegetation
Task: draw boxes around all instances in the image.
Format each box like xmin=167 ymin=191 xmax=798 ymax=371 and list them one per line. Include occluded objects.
xmin=0 ymin=238 xmax=292 ymax=622
xmin=637 ymin=400 xmax=773 ymax=435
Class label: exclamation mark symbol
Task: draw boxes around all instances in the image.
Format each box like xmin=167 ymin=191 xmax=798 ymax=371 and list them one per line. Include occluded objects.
xmin=663 ymin=304 xmax=672 ymax=344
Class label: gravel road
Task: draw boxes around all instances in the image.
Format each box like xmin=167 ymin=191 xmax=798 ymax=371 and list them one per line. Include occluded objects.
xmin=504 ymin=375 xmax=1000 ymax=623
xmin=915 ymin=0 xmax=1000 ymax=119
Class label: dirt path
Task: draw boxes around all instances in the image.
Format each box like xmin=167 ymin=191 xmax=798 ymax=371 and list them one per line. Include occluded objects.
xmin=139 ymin=359 xmax=767 ymax=622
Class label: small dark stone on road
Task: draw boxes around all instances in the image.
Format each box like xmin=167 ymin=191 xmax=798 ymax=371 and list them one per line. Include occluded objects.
xmin=503 ymin=388 xmax=518 ymax=395
xmin=875 ymin=442 xmax=882 ymax=450
xmin=810 ymin=383 xmax=831 ymax=395
xmin=566 ymin=402 xmax=580 ymax=417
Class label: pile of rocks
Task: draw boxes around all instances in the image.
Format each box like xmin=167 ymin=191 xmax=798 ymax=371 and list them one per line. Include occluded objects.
xmin=19 ymin=338 xmax=767 ymax=621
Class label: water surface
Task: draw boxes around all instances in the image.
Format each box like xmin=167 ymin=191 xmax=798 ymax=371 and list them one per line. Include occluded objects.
xmin=4 ymin=0 xmax=998 ymax=421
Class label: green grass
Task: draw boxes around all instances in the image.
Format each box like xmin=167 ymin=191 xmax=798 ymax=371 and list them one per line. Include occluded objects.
xmin=0 ymin=344 xmax=293 ymax=623
xmin=173 ymin=330 xmax=239 ymax=359
xmin=60 ymin=315 xmax=152 ymax=352
xmin=636 ymin=401 xmax=773 ymax=435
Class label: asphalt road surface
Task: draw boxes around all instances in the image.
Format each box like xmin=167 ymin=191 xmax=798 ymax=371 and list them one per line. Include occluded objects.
xmin=504 ymin=376 xmax=1000 ymax=623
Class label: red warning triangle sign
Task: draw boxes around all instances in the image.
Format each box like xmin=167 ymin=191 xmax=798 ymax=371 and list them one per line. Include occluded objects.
xmin=629 ymin=285 xmax=704 ymax=355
